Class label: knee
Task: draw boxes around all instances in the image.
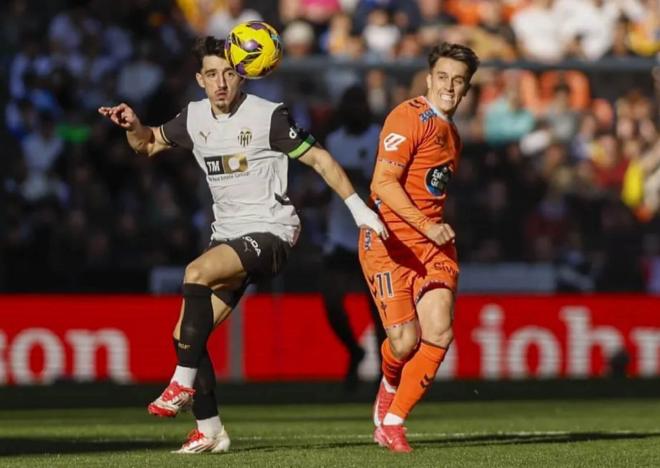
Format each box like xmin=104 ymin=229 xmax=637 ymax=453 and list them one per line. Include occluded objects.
xmin=184 ymin=261 xmax=208 ymax=285
xmin=388 ymin=331 xmax=419 ymax=359
xmin=425 ymin=325 xmax=454 ymax=348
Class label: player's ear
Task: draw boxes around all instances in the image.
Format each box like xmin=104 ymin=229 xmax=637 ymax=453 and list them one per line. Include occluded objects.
xmin=463 ymin=82 xmax=471 ymax=96
xmin=426 ymin=73 xmax=432 ymax=91
xmin=195 ymin=72 xmax=205 ymax=89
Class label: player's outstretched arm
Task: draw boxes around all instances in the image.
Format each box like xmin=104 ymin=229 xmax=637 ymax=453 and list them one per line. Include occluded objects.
xmin=98 ymin=103 xmax=170 ymax=157
xmin=372 ymin=160 xmax=454 ymax=245
xmin=299 ymin=146 xmax=388 ymax=238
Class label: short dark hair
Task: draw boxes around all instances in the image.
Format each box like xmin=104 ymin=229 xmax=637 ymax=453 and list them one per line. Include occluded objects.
xmin=428 ymin=42 xmax=480 ymax=80
xmin=193 ymin=36 xmax=226 ymax=67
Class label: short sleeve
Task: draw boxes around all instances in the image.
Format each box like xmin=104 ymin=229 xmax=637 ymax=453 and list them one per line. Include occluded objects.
xmin=269 ymin=105 xmax=316 ymax=159
xmin=160 ymin=106 xmax=193 ymax=150
xmin=376 ymin=105 xmax=419 ymax=168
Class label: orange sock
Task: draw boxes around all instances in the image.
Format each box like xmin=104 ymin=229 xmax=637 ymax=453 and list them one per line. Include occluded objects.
xmin=388 ymin=341 xmax=447 ymax=419
xmin=381 ymin=339 xmax=408 ymax=388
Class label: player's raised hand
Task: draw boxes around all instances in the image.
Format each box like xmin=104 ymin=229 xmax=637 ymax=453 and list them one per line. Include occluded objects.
xmin=98 ymin=103 xmax=139 ymax=130
xmin=424 ymin=222 xmax=455 ymax=246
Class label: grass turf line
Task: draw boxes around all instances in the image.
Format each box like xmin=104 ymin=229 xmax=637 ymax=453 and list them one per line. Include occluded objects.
xmin=1 ymin=400 xmax=660 ymax=467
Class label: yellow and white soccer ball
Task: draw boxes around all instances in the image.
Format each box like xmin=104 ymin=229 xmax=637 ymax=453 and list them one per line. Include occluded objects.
xmin=225 ymin=21 xmax=283 ymax=79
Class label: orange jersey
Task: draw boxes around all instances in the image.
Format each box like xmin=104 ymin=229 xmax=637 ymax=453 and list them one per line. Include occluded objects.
xmin=371 ymin=96 xmax=462 ymax=244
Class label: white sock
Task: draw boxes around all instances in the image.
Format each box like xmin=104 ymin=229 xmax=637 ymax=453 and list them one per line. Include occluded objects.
xmin=170 ymin=365 xmax=197 ymax=388
xmin=197 ymin=416 xmax=223 ymax=437
xmin=382 ymin=376 xmax=397 ymax=394
xmin=383 ymin=412 xmax=405 ymax=426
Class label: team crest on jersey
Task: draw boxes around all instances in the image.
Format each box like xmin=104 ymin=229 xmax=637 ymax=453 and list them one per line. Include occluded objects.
xmin=204 ymin=154 xmax=248 ymax=175
xmin=426 ymin=163 xmax=453 ymax=196
xmin=238 ymin=128 xmax=252 ymax=147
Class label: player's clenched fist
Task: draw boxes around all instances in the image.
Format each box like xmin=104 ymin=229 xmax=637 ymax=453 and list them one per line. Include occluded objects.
xmin=424 ymin=222 xmax=455 ymax=246
xmin=98 ymin=103 xmax=139 ymax=130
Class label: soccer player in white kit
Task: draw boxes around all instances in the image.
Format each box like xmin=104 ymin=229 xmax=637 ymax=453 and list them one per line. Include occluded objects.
xmin=98 ymin=36 xmax=387 ymax=454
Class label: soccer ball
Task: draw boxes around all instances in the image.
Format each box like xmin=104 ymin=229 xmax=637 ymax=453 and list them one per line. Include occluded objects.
xmin=225 ymin=21 xmax=283 ymax=79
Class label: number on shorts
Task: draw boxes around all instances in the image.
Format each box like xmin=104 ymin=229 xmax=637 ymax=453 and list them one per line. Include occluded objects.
xmin=374 ymin=271 xmax=394 ymax=299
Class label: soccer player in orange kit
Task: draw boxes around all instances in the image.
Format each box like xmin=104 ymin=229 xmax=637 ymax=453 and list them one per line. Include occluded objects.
xmin=358 ymin=42 xmax=479 ymax=453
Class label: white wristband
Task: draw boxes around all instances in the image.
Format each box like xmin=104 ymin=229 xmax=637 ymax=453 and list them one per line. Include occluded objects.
xmin=344 ymin=193 xmax=367 ymax=220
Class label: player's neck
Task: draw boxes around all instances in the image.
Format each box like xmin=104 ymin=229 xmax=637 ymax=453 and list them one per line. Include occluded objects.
xmin=423 ymin=95 xmax=454 ymax=121
xmin=211 ymin=92 xmax=247 ymax=118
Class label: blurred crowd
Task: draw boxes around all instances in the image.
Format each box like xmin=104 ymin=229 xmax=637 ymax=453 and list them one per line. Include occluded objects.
xmin=0 ymin=0 xmax=659 ymax=293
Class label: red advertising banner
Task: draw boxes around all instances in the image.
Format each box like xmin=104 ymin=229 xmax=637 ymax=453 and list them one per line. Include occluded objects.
xmin=0 ymin=296 xmax=228 ymax=385
xmin=0 ymin=294 xmax=659 ymax=384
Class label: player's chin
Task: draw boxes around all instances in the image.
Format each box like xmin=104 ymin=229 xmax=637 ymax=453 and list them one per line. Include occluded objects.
xmin=213 ymin=97 xmax=228 ymax=108
xmin=439 ymin=102 xmax=457 ymax=114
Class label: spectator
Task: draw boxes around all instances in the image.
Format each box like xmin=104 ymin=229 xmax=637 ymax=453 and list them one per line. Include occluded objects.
xmin=605 ymin=16 xmax=636 ymax=58
xmin=321 ymin=12 xmax=353 ymax=56
xmin=556 ymin=0 xmax=621 ymax=60
xmin=116 ymin=41 xmax=164 ymax=108
xmin=511 ymin=0 xmax=563 ymax=62
xmin=543 ymin=83 xmax=581 ymax=143
xmin=627 ymin=0 xmax=660 ymax=57
xmin=5 ymin=98 xmax=38 ymax=141
xmin=206 ymin=0 xmax=262 ymax=39
xmin=362 ymin=8 xmax=400 ymax=59
xmin=9 ymin=36 xmax=42 ymax=100
xmin=20 ymin=112 xmax=63 ymax=175
xmin=417 ymin=0 xmax=457 ymax=49
xmin=282 ymin=20 xmax=316 ymax=58
xmin=48 ymin=2 xmax=100 ymax=54
xmin=484 ymin=74 xmax=536 ymax=144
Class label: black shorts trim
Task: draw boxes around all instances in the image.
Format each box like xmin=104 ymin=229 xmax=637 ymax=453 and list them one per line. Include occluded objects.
xmin=209 ymin=232 xmax=292 ymax=279
xmin=213 ymin=279 xmax=249 ymax=308
xmin=207 ymin=233 xmax=291 ymax=307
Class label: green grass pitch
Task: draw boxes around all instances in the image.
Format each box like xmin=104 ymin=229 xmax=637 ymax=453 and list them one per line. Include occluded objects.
xmin=1 ymin=400 xmax=660 ymax=467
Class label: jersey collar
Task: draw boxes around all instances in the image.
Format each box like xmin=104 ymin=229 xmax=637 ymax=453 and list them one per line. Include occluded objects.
xmin=422 ymin=96 xmax=452 ymax=123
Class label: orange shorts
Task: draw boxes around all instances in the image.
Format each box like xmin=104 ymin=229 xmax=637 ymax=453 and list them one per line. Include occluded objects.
xmin=358 ymin=228 xmax=459 ymax=328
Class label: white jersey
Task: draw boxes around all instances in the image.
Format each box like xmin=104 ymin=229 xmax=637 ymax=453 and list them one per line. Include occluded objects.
xmin=160 ymin=93 xmax=316 ymax=245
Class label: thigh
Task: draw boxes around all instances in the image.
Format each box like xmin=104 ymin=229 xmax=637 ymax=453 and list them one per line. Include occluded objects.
xmin=412 ymin=246 xmax=459 ymax=303
xmin=416 ymin=287 xmax=454 ymax=339
xmin=188 ymin=243 xmax=247 ymax=290
xmin=359 ymin=238 xmax=416 ymax=329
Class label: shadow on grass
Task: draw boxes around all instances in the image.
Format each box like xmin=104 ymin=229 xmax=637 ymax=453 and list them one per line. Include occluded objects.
xmin=0 ymin=439 xmax=172 ymax=456
xmin=230 ymin=440 xmax=376 ymax=454
xmin=414 ymin=431 xmax=660 ymax=448
xmin=230 ymin=431 xmax=660 ymax=453
xmin=4 ymin=431 xmax=660 ymax=456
